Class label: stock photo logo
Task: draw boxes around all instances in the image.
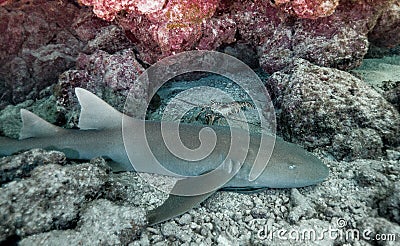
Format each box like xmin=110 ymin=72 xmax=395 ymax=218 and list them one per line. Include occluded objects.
xmin=121 ymin=49 xmax=329 ymax=208
xmin=120 ymin=51 xmax=327 ymax=225
xmin=122 ymin=50 xmax=277 ymax=197
xmin=1 ymin=1 xmax=399 ymax=243
xmin=121 ymin=51 xmax=329 ymax=225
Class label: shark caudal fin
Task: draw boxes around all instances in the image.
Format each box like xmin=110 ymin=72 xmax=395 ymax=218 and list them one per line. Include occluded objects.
xmin=75 ymin=88 xmax=124 ymax=130
xmin=19 ymin=109 xmax=66 ymax=140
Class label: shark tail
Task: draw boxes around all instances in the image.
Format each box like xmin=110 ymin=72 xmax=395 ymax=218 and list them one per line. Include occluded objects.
xmin=0 ymin=109 xmax=68 ymax=157
xmin=0 ymin=136 xmax=20 ymax=156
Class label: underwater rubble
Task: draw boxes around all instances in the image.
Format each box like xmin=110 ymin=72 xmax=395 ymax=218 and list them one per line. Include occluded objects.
xmin=0 ymin=0 xmax=399 ymax=245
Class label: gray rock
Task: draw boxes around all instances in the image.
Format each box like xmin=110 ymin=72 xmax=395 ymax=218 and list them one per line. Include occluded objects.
xmin=355 ymin=165 xmax=391 ymax=189
xmin=386 ymin=149 xmax=400 ymax=161
xmin=288 ymin=188 xmax=316 ymax=223
xmin=0 ymin=149 xmax=66 ymax=185
xmin=383 ymin=81 xmax=400 ymax=112
xmin=50 ymin=157 xmax=397 ymax=245
xmin=86 ymin=25 xmax=133 ymax=54
xmin=379 ymin=182 xmax=400 ymax=224
xmin=369 ymin=1 xmax=400 ymax=48
xmin=55 ymin=48 xmax=145 ymax=127
xmin=0 ymin=156 xmax=109 ymax=242
xmin=0 ymin=87 xmax=59 ymax=138
xmin=254 ymin=0 xmax=389 ymax=73
xmin=258 ymin=21 xmax=369 ymax=73
xmin=161 ymin=221 xmax=193 ymax=242
xmin=331 ymin=128 xmax=384 ymax=161
xmin=0 ymin=44 xmax=77 ymax=107
xmin=358 ymin=217 xmax=400 ymax=246
xmin=287 ymin=219 xmax=334 ymax=245
xmin=19 ymin=199 xmax=146 ymax=246
xmin=266 ymin=59 xmax=400 ymax=160
xmin=257 ymin=27 xmax=294 ymax=74
xmin=177 ymin=213 xmax=192 ymax=226
xmin=0 ymin=99 xmax=33 ymax=139
xmin=352 ymin=55 xmax=400 ymax=112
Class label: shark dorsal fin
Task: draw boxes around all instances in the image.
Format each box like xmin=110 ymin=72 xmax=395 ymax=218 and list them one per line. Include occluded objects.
xmin=19 ymin=109 xmax=66 ymax=140
xmin=75 ymin=88 xmax=124 ymax=130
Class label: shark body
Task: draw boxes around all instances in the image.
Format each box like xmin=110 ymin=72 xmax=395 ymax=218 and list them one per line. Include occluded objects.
xmin=0 ymin=88 xmax=329 ymax=225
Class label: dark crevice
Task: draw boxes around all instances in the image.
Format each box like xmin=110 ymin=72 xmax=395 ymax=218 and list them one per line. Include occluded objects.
xmin=124 ymin=36 xmax=151 ymax=69
xmin=0 ymin=235 xmax=21 ymax=246
xmin=162 ymin=0 xmax=169 ymax=9
xmin=52 ymin=214 xmax=80 ymax=231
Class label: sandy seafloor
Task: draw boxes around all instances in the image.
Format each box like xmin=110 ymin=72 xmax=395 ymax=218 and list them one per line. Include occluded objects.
xmin=0 ymin=55 xmax=399 ymax=246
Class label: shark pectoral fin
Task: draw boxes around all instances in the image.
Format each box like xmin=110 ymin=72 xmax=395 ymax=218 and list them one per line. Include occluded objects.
xmin=146 ymin=186 xmax=216 ymax=226
xmin=74 ymin=88 xmax=125 ymax=130
xmin=19 ymin=109 xmax=66 ymax=140
xmin=146 ymin=158 xmax=243 ymax=226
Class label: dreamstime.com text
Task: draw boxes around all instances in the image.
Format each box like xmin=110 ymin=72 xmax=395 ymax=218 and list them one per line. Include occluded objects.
xmin=256 ymin=219 xmax=398 ymax=242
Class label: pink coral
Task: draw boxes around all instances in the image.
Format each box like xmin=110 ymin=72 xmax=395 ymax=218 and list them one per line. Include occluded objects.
xmin=0 ymin=0 xmax=12 ymax=6
xmin=150 ymin=0 xmax=219 ymax=54
xmin=275 ymin=0 xmax=339 ymax=19
xmin=78 ymin=0 xmax=396 ymax=66
xmin=78 ymin=0 xmax=166 ymax=21
xmin=79 ymin=0 xmax=223 ymax=62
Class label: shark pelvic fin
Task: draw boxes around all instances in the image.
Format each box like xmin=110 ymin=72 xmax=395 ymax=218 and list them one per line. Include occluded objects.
xmin=75 ymin=88 xmax=124 ymax=130
xmin=19 ymin=109 xmax=66 ymax=140
xmin=147 ymin=187 xmax=216 ymax=226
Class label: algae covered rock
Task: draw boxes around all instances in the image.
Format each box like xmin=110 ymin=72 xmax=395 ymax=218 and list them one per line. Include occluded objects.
xmin=369 ymin=1 xmax=400 ymax=48
xmin=55 ymin=48 xmax=145 ymax=127
xmin=0 ymin=149 xmax=66 ymax=185
xmin=0 ymin=88 xmax=60 ymax=138
xmin=0 ymin=0 xmax=135 ymax=109
xmin=0 ymin=157 xmax=110 ymax=242
xmin=19 ymin=199 xmax=146 ymax=246
xmin=352 ymin=55 xmax=400 ymax=112
xmin=266 ymin=59 xmax=400 ymax=160
xmin=379 ymin=182 xmax=400 ymax=224
xmin=0 ymin=0 xmax=84 ymax=108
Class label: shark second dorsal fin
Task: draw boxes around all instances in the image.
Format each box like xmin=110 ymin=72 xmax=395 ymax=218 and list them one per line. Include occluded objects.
xmin=75 ymin=88 xmax=124 ymax=130
xmin=19 ymin=109 xmax=66 ymax=140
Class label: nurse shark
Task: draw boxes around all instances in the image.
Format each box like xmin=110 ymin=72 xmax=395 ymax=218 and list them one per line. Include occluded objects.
xmin=0 ymin=88 xmax=329 ymax=225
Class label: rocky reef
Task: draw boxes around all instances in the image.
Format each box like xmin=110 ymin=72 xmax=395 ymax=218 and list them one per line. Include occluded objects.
xmin=1 ymin=150 xmax=399 ymax=244
xmin=0 ymin=0 xmax=398 ymax=108
xmin=0 ymin=0 xmax=399 ymax=245
xmin=76 ymin=0 xmax=396 ymax=69
xmin=267 ymin=59 xmax=399 ymax=160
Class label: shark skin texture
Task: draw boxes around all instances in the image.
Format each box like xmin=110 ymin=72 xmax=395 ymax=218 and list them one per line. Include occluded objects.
xmin=0 ymin=88 xmax=329 ymax=225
